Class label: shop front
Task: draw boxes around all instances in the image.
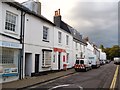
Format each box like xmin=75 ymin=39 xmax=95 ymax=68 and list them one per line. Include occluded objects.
xmin=0 ymin=41 xmax=22 ymax=83
xmin=52 ymin=48 xmax=66 ymax=70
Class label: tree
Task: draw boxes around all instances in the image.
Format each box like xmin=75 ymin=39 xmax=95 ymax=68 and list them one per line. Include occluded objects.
xmin=104 ymin=48 xmax=111 ymax=60
xmin=104 ymin=45 xmax=120 ymax=60
xmin=99 ymin=44 xmax=104 ymax=52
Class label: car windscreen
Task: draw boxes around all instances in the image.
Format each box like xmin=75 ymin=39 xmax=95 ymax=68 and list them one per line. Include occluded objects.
xmin=80 ymin=60 xmax=84 ymax=64
xmin=76 ymin=60 xmax=79 ymax=64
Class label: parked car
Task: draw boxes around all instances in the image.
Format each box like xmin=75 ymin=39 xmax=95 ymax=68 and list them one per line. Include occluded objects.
xmin=114 ymin=57 xmax=120 ymax=64
xmin=74 ymin=58 xmax=92 ymax=72
xmin=105 ymin=60 xmax=110 ymax=64
xmin=100 ymin=60 xmax=105 ymax=65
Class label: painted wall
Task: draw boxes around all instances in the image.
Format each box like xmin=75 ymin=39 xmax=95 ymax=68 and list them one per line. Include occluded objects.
xmin=23 ymin=13 xmax=54 ymax=77
xmin=0 ymin=2 xmax=22 ymax=83
xmin=53 ymin=27 xmax=73 ymax=70
xmin=85 ymin=42 xmax=95 ymax=59
xmin=99 ymin=49 xmax=106 ymax=60
xmin=1 ymin=3 xmax=21 ymax=42
xmin=72 ymin=41 xmax=86 ymax=65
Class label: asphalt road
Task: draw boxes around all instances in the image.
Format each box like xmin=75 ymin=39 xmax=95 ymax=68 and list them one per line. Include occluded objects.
xmin=29 ymin=62 xmax=118 ymax=90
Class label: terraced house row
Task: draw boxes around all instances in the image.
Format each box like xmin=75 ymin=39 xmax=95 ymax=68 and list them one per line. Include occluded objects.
xmin=0 ymin=0 xmax=106 ymax=83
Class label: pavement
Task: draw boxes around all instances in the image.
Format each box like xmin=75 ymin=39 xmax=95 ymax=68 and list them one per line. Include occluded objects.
xmin=1 ymin=68 xmax=75 ymax=89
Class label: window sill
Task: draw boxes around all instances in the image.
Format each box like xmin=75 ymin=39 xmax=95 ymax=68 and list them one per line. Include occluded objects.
xmin=42 ymin=65 xmax=51 ymax=68
xmin=42 ymin=40 xmax=49 ymax=42
xmin=4 ymin=30 xmax=18 ymax=36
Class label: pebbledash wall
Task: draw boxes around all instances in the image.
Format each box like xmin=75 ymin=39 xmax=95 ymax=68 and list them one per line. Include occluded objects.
xmin=0 ymin=1 xmax=22 ymax=83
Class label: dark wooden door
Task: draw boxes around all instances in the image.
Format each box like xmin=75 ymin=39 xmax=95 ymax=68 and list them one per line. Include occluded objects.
xmin=35 ymin=54 xmax=39 ymax=73
xmin=58 ymin=52 xmax=61 ymax=70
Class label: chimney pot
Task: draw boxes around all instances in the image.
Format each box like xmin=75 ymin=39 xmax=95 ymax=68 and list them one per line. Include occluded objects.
xmin=55 ymin=11 xmax=57 ymax=16
xmin=55 ymin=9 xmax=61 ymax=16
xmin=58 ymin=9 xmax=60 ymax=15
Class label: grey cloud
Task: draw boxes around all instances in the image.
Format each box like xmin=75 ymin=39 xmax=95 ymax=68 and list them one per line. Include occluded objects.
xmin=68 ymin=1 xmax=118 ymax=47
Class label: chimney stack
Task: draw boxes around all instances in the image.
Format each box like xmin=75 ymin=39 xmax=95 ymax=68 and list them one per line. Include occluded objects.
xmin=22 ymin=0 xmax=41 ymax=15
xmin=54 ymin=9 xmax=61 ymax=27
xmin=84 ymin=37 xmax=89 ymax=42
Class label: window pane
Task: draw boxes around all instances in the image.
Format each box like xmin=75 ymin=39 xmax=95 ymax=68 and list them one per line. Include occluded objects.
xmin=5 ymin=11 xmax=17 ymax=32
xmin=66 ymin=35 xmax=69 ymax=45
xmin=42 ymin=51 xmax=51 ymax=66
xmin=58 ymin=32 xmax=61 ymax=43
xmin=1 ymin=49 xmax=14 ymax=64
xmin=43 ymin=26 xmax=48 ymax=41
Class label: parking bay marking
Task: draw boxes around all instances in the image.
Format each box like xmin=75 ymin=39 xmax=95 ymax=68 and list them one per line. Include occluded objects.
xmin=48 ymin=84 xmax=83 ymax=90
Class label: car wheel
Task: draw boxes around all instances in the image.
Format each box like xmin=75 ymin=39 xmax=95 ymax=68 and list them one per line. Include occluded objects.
xmin=75 ymin=69 xmax=79 ymax=72
xmin=90 ymin=67 xmax=92 ymax=70
xmin=85 ymin=68 xmax=87 ymax=72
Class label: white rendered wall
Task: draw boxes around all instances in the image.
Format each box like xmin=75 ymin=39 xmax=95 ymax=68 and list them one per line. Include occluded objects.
xmin=53 ymin=27 xmax=73 ymax=69
xmin=0 ymin=2 xmax=21 ymax=83
xmin=23 ymin=13 xmax=54 ymax=77
xmin=1 ymin=3 xmax=21 ymax=41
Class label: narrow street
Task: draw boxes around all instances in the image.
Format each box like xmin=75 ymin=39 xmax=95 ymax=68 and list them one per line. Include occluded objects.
xmin=26 ymin=62 xmax=118 ymax=90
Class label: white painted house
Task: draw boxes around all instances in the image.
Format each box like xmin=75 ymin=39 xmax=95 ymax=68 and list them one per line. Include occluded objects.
xmin=0 ymin=1 xmax=22 ymax=83
xmin=98 ymin=49 xmax=107 ymax=64
xmin=53 ymin=10 xmax=73 ymax=70
xmin=52 ymin=26 xmax=73 ymax=70
xmin=84 ymin=37 xmax=100 ymax=68
xmin=53 ymin=9 xmax=87 ymax=68
xmin=21 ymin=0 xmax=56 ymax=77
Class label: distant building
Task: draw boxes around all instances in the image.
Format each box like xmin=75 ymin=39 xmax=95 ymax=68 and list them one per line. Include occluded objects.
xmin=84 ymin=37 xmax=100 ymax=68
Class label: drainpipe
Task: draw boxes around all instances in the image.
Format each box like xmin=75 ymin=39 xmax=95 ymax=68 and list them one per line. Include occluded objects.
xmin=19 ymin=11 xmax=26 ymax=80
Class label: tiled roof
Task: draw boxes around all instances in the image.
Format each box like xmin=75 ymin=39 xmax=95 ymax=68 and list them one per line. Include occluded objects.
xmin=60 ymin=21 xmax=72 ymax=34
xmin=60 ymin=22 xmax=87 ymax=45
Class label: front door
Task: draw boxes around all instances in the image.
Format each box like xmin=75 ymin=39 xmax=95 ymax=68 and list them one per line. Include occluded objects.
xmin=35 ymin=54 xmax=39 ymax=73
xmin=58 ymin=52 xmax=61 ymax=70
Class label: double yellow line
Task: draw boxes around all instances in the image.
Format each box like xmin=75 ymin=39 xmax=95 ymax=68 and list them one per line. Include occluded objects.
xmin=110 ymin=65 xmax=119 ymax=90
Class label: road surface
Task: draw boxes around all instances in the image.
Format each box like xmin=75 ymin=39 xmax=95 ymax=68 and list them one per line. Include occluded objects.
xmin=27 ymin=62 xmax=119 ymax=90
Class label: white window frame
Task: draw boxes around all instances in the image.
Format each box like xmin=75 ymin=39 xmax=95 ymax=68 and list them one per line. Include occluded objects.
xmin=66 ymin=35 xmax=69 ymax=45
xmin=5 ymin=11 xmax=17 ymax=33
xmin=42 ymin=51 xmax=51 ymax=67
xmin=58 ymin=31 xmax=62 ymax=43
xmin=43 ymin=26 xmax=49 ymax=41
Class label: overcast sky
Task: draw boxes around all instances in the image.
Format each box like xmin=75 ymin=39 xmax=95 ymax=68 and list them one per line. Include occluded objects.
xmin=15 ymin=0 xmax=119 ymax=48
